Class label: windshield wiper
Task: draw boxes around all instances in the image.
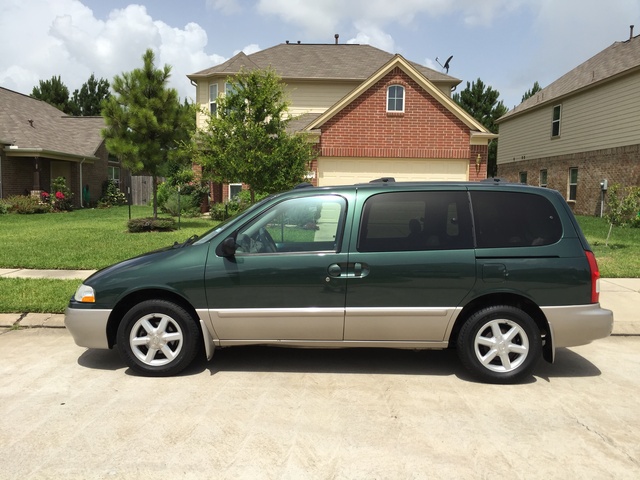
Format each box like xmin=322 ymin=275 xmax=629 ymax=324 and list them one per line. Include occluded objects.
xmin=173 ymin=234 xmax=199 ymax=248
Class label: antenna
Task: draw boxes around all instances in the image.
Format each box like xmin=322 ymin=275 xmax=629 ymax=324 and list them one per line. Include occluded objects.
xmin=435 ymin=55 xmax=453 ymax=73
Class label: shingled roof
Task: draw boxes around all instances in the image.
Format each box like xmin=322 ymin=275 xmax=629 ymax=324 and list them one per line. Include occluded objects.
xmin=499 ymin=33 xmax=640 ymax=121
xmin=0 ymin=87 xmax=104 ymax=160
xmin=189 ymin=43 xmax=459 ymax=85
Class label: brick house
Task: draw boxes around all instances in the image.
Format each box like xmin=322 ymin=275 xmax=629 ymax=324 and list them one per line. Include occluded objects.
xmin=496 ymin=29 xmax=640 ymax=216
xmin=187 ymin=42 xmax=496 ymax=202
xmin=0 ymin=86 xmax=123 ymax=207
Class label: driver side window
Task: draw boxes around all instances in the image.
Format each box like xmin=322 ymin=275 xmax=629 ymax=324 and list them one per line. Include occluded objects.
xmin=235 ymin=195 xmax=346 ymax=254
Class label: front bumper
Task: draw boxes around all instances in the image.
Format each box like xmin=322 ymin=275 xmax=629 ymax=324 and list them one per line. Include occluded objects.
xmin=542 ymin=303 xmax=614 ymax=349
xmin=64 ymin=306 xmax=112 ymax=349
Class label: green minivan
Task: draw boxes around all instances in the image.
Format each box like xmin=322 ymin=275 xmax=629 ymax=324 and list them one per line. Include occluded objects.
xmin=65 ymin=180 xmax=613 ymax=383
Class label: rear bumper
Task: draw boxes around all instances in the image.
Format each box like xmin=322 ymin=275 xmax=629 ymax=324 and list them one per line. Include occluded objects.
xmin=542 ymin=304 xmax=613 ymax=349
xmin=64 ymin=306 xmax=112 ymax=349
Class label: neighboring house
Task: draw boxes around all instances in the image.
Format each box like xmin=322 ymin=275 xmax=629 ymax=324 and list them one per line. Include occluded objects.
xmin=0 ymin=86 xmax=124 ymax=207
xmin=188 ymin=42 xmax=496 ymax=202
xmin=496 ymin=29 xmax=640 ymax=216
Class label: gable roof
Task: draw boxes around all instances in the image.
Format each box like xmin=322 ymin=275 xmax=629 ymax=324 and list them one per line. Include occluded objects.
xmin=0 ymin=87 xmax=104 ymax=162
xmin=499 ymin=33 xmax=640 ymax=122
xmin=189 ymin=43 xmax=460 ymax=86
xmin=304 ymin=54 xmax=493 ymax=137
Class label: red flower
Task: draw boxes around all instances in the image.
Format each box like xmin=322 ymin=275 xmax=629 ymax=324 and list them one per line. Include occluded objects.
xmin=41 ymin=191 xmax=50 ymax=199
xmin=55 ymin=191 xmax=65 ymax=200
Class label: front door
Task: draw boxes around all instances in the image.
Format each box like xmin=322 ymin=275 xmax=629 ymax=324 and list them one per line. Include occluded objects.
xmin=205 ymin=194 xmax=351 ymax=341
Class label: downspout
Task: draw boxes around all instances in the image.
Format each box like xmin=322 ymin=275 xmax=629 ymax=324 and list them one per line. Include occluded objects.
xmin=79 ymin=158 xmax=85 ymax=208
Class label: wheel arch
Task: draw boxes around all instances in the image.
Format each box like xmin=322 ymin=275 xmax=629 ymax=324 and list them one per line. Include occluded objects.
xmin=106 ymin=289 xmax=199 ymax=349
xmin=449 ymin=293 xmax=553 ymax=363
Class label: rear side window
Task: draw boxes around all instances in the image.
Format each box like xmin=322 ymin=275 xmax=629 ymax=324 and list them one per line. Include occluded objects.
xmin=471 ymin=191 xmax=562 ymax=248
xmin=358 ymin=191 xmax=473 ymax=252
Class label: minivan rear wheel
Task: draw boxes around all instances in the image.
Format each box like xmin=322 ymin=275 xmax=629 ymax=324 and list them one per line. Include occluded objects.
xmin=457 ymin=306 xmax=541 ymax=384
xmin=116 ymin=300 xmax=201 ymax=376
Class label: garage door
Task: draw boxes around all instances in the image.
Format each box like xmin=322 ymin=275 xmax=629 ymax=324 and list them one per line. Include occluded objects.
xmin=317 ymin=157 xmax=469 ymax=186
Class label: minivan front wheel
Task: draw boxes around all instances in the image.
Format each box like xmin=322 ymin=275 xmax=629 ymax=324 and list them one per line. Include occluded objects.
xmin=117 ymin=300 xmax=201 ymax=376
xmin=457 ymin=306 xmax=541 ymax=384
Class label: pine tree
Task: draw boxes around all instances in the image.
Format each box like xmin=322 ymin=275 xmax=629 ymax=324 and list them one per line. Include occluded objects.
xmin=453 ymin=78 xmax=508 ymax=177
xmin=101 ymin=49 xmax=193 ymax=218
xmin=31 ymin=76 xmax=72 ymax=113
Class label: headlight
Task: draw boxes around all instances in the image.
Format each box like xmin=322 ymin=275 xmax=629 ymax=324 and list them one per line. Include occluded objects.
xmin=74 ymin=284 xmax=96 ymax=303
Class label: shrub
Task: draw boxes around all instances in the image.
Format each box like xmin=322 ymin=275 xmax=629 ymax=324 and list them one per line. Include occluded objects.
xmin=49 ymin=176 xmax=74 ymax=212
xmin=6 ymin=195 xmax=51 ymax=214
xmin=98 ymin=180 xmax=127 ymax=208
xmin=127 ymin=217 xmax=176 ymax=233
xmin=605 ymin=184 xmax=640 ymax=245
xmin=0 ymin=200 xmax=8 ymax=215
xmin=158 ymin=182 xmax=208 ymax=217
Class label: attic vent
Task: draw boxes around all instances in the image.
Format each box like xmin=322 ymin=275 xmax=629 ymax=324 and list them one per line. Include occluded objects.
xmin=335 ymin=34 xmax=339 ymax=44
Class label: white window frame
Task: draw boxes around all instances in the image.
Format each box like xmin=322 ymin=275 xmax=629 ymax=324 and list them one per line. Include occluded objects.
xmin=551 ymin=104 xmax=562 ymax=137
xmin=387 ymin=85 xmax=405 ymax=112
xmin=539 ymin=169 xmax=547 ymax=188
xmin=209 ymin=83 xmax=218 ymax=115
xmin=229 ymin=183 xmax=242 ymax=201
xmin=519 ymin=171 xmax=528 ymax=184
xmin=568 ymin=167 xmax=578 ymax=202
xmin=108 ymin=166 xmax=120 ymax=186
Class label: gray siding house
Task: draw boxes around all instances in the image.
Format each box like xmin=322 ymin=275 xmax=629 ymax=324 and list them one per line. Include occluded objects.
xmin=496 ymin=29 xmax=640 ymax=215
xmin=0 ymin=86 xmax=122 ymax=207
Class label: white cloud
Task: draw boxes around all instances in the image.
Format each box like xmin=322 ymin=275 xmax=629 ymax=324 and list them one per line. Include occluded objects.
xmin=347 ymin=22 xmax=395 ymax=53
xmin=0 ymin=0 xmax=224 ymax=101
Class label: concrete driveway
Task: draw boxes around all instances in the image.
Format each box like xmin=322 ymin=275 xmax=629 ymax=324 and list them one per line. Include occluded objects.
xmin=1 ymin=328 xmax=639 ymax=479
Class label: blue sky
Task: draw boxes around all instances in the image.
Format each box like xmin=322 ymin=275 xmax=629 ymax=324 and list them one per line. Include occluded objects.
xmin=1 ymin=0 xmax=638 ymax=110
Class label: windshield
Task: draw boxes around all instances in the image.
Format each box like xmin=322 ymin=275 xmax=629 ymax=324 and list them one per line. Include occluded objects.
xmin=193 ymin=195 xmax=276 ymax=245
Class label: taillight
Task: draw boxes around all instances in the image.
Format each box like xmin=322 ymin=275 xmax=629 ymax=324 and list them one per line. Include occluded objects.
xmin=585 ymin=250 xmax=600 ymax=303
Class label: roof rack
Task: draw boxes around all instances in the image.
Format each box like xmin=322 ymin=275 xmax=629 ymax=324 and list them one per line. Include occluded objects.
xmin=369 ymin=177 xmax=395 ymax=183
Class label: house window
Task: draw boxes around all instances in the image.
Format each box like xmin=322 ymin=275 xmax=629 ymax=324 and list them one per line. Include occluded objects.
xmin=225 ymin=82 xmax=235 ymax=96
xmin=229 ymin=183 xmax=242 ymax=201
xmin=387 ymin=85 xmax=404 ymax=112
xmin=539 ymin=169 xmax=547 ymax=188
xmin=209 ymin=84 xmax=218 ymax=115
xmin=519 ymin=172 xmax=528 ymax=184
xmin=551 ymin=105 xmax=562 ymax=137
xmin=108 ymin=166 xmax=120 ymax=186
xmin=568 ymin=167 xmax=578 ymax=201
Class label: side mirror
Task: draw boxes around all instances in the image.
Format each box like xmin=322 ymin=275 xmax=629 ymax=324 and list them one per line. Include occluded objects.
xmin=220 ymin=237 xmax=238 ymax=257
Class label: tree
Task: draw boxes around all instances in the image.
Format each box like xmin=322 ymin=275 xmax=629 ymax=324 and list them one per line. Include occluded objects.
xmin=604 ymin=184 xmax=640 ymax=246
xmin=193 ymin=68 xmax=315 ymax=203
xmin=31 ymin=76 xmax=72 ymax=113
xmin=101 ymin=49 xmax=194 ymax=218
xmin=453 ymin=78 xmax=508 ymax=177
xmin=31 ymin=74 xmax=112 ymax=116
xmin=69 ymin=74 xmax=111 ymax=116
xmin=521 ymin=81 xmax=542 ymax=103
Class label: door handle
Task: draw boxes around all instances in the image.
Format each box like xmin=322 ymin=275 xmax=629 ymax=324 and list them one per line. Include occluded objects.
xmin=327 ymin=263 xmax=370 ymax=279
xmin=327 ymin=263 xmax=342 ymax=277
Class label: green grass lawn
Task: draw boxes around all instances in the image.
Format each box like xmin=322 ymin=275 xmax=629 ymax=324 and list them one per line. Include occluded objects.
xmin=0 ymin=278 xmax=81 ymax=314
xmin=0 ymin=206 xmax=214 ymax=269
xmin=576 ymin=215 xmax=640 ymax=278
xmin=0 ymin=208 xmax=638 ymax=314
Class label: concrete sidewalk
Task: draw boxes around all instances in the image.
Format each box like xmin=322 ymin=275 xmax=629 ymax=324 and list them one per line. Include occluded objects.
xmin=0 ymin=269 xmax=638 ymax=334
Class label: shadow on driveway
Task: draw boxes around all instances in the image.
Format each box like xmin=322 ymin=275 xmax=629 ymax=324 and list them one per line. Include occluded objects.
xmin=76 ymin=344 xmax=601 ymax=383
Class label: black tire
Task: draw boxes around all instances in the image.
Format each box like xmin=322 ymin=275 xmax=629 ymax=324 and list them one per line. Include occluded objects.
xmin=457 ymin=305 xmax=541 ymax=384
xmin=116 ymin=299 xmax=201 ymax=376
